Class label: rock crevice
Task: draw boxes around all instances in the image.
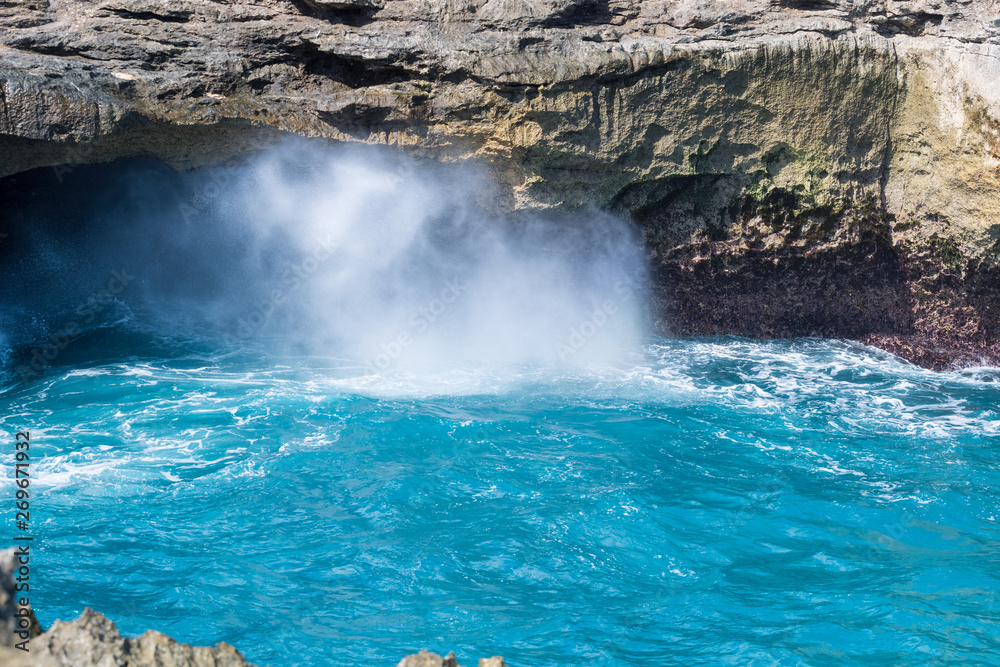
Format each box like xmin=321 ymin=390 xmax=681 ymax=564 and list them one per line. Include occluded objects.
xmin=2 ymin=0 xmax=1000 ymax=367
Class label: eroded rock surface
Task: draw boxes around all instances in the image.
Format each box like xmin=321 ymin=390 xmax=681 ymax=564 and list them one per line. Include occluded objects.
xmin=0 ymin=548 xmax=43 ymax=654
xmin=396 ymin=649 xmax=507 ymax=667
xmin=1 ymin=549 xmax=507 ymax=666
xmin=0 ymin=547 xmax=255 ymax=666
xmin=0 ymin=606 xmax=256 ymax=667
xmin=2 ymin=0 xmax=1000 ymax=366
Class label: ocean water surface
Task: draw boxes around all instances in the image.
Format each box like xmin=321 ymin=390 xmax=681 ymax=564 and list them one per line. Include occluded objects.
xmin=1 ymin=144 xmax=999 ymax=665
xmin=2 ymin=337 xmax=1000 ymax=666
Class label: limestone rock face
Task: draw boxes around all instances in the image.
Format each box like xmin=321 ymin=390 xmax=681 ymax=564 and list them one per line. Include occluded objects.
xmin=0 ymin=548 xmax=255 ymax=667
xmin=2 ymin=0 xmax=1000 ymax=366
xmin=1 ymin=551 xmax=509 ymax=666
xmin=0 ymin=548 xmax=43 ymax=653
xmin=0 ymin=605 xmax=256 ymax=667
xmin=398 ymin=649 xmax=461 ymax=667
xmin=396 ymin=649 xmax=507 ymax=667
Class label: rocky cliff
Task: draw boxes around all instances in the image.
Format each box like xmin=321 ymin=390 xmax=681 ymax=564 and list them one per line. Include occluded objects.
xmin=2 ymin=0 xmax=1000 ymax=367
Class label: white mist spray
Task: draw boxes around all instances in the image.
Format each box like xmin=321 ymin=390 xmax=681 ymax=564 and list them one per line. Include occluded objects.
xmin=0 ymin=141 xmax=649 ymax=377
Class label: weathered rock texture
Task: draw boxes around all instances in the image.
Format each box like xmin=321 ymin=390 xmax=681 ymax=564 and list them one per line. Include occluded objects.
xmin=2 ymin=609 xmax=257 ymax=667
xmin=0 ymin=548 xmax=44 ymax=653
xmin=397 ymin=649 xmax=506 ymax=667
xmin=2 ymin=0 xmax=1000 ymax=367
xmin=1 ymin=550 xmax=505 ymax=666
xmin=1 ymin=547 xmax=256 ymax=665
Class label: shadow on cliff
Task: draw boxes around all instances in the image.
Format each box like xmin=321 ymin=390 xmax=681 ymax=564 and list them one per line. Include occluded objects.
xmin=614 ymin=171 xmax=1000 ymax=370
xmin=0 ymin=141 xmax=649 ymax=384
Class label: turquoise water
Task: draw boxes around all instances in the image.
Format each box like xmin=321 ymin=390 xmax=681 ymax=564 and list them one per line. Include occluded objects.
xmin=1 ymin=147 xmax=999 ymax=665
xmin=3 ymin=336 xmax=1000 ymax=666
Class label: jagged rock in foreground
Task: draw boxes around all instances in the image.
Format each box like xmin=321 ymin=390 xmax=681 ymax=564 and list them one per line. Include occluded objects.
xmin=0 ymin=548 xmax=255 ymax=666
xmin=0 ymin=548 xmax=44 ymax=652
xmin=1 ymin=549 xmax=505 ymax=667
xmin=2 ymin=0 xmax=1000 ymax=367
xmin=1 ymin=608 xmax=255 ymax=667
xmin=397 ymin=649 xmax=506 ymax=667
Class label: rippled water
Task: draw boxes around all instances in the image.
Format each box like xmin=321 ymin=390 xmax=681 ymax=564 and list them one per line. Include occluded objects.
xmin=3 ymin=336 xmax=999 ymax=666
